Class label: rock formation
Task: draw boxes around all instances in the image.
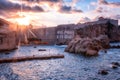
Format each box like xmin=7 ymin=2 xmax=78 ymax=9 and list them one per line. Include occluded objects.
xmin=65 ymin=35 xmax=110 ymax=56
xmin=75 ymin=21 xmax=120 ymax=42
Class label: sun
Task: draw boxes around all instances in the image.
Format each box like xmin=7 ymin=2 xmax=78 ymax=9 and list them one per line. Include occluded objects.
xmin=16 ymin=17 xmax=30 ymax=26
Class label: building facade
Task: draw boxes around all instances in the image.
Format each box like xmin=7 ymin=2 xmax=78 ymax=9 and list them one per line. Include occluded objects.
xmin=0 ymin=18 xmax=18 ymax=51
xmin=75 ymin=18 xmax=119 ymax=42
xmin=27 ymin=27 xmax=57 ymax=45
xmin=56 ymin=24 xmax=75 ymax=44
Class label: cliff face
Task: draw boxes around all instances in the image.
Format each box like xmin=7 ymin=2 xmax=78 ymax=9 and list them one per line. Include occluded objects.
xmin=75 ymin=21 xmax=120 ymax=42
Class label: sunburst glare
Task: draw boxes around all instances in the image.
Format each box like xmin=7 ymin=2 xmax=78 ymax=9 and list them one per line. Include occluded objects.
xmin=16 ymin=17 xmax=30 ymax=26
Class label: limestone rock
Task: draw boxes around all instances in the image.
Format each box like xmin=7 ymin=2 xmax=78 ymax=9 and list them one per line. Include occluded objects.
xmin=65 ymin=35 xmax=110 ymax=56
xmin=86 ymin=49 xmax=98 ymax=56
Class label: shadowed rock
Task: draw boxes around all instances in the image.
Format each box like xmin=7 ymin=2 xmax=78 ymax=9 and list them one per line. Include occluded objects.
xmin=111 ymin=62 xmax=120 ymax=69
xmin=98 ymin=69 xmax=108 ymax=75
xmin=38 ymin=49 xmax=46 ymax=51
xmin=111 ymin=64 xmax=118 ymax=69
xmin=111 ymin=62 xmax=120 ymax=66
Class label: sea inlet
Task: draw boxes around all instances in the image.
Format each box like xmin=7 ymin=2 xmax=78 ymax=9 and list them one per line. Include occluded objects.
xmin=0 ymin=44 xmax=120 ymax=80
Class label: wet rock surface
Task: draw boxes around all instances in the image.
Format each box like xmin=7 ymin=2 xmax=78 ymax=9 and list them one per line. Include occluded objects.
xmin=38 ymin=49 xmax=46 ymax=51
xmin=111 ymin=64 xmax=118 ymax=69
xmin=111 ymin=62 xmax=120 ymax=69
xmin=111 ymin=62 xmax=120 ymax=66
xmin=98 ymin=69 xmax=109 ymax=75
xmin=0 ymin=45 xmax=120 ymax=80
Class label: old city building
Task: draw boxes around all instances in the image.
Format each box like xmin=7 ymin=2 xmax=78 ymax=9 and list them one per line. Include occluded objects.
xmin=75 ymin=18 xmax=120 ymax=42
xmin=56 ymin=24 xmax=75 ymax=44
xmin=0 ymin=18 xmax=18 ymax=51
xmin=27 ymin=27 xmax=57 ymax=45
xmin=0 ymin=17 xmax=119 ymax=47
xmin=17 ymin=18 xmax=120 ymax=45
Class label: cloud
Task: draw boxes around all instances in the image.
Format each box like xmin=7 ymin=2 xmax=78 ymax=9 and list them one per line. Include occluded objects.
xmin=90 ymin=2 xmax=97 ymax=6
xmin=0 ymin=0 xmax=44 ymax=12
xmin=98 ymin=0 xmax=120 ymax=7
xmin=41 ymin=0 xmax=60 ymax=2
xmin=59 ymin=5 xmax=83 ymax=13
xmin=60 ymin=6 xmax=71 ymax=12
xmin=21 ymin=0 xmax=61 ymax=4
xmin=64 ymin=0 xmax=81 ymax=7
xmin=98 ymin=0 xmax=108 ymax=5
xmin=93 ymin=14 xmax=120 ymax=22
xmin=95 ymin=7 xmax=103 ymax=13
xmin=115 ymin=15 xmax=120 ymax=19
xmin=78 ymin=17 xmax=91 ymax=23
xmin=22 ymin=0 xmax=83 ymax=13
xmin=90 ymin=0 xmax=120 ymax=18
xmin=94 ymin=7 xmax=108 ymax=13
xmin=110 ymin=15 xmax=120 ymax=20
xmin=31 ymin=6 xmax=44 ymax=12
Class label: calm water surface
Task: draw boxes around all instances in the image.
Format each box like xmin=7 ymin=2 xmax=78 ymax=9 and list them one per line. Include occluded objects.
xmin=0 ymin=45 xmax=120 ymax=80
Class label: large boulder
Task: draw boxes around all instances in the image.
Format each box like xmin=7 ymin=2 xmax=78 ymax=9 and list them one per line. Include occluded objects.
xmin=65 ymin=37 xmax=81 ymax=53
xmin=65 ymin=35 xmax=110 ymax=56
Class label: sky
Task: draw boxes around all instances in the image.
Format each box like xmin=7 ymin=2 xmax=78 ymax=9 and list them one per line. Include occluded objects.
xmin=0 ymin=0 xmax=120 ymax=27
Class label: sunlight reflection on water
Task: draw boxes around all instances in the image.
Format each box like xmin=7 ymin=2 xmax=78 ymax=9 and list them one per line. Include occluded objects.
xmin=0 ymin=45 xmax=120 ymax=80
